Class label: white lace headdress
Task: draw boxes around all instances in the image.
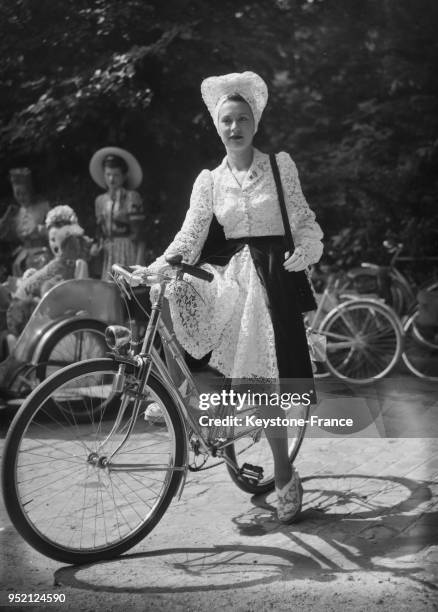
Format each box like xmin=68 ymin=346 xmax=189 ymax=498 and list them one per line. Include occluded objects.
xmin=201 ymin=71 xmax=268 ymax=132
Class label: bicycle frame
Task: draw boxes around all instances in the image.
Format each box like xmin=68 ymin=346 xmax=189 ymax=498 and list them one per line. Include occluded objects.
xmin=101 ymin=271 xmax=266 ymax=491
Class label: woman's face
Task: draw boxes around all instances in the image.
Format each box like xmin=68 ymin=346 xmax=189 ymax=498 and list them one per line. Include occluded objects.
xmin=217 ymin=99 xmax=255 ymax=152
xmin=12 ymin=184 xmax=32 ymax=207
xmin=103 ymin=166 xmax=126 ymax=191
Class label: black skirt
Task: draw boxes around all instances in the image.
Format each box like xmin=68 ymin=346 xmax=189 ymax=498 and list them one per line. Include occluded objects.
xmin=199 ymin=219 xmax=314 ymax=382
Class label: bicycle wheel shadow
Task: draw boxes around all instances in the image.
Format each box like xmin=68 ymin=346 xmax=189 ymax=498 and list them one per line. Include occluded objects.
xmin=53 ymin=474 xmax=437 ymax=595
xmin=232 ymin=473 xmax=437 ymax=589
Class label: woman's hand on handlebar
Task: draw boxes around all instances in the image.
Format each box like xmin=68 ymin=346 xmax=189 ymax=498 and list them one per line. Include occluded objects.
xmin=111 ymin=264 xmax=150 ymax=286
xmin=112 ymin=256 xmax=213 ymax=286
xmin=114 ymin=262 xmax=174 ymax=287
xmin=127 ymin=265 xmax=147 ymax=286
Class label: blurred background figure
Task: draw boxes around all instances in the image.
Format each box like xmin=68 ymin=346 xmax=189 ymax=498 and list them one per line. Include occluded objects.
xmin=0 ymin=168 xmax=50 ymax=277
xmin=0 ymin=204 xmax=92 ymax=379
xmin=89 ymin=147 xmax=146 ymax=280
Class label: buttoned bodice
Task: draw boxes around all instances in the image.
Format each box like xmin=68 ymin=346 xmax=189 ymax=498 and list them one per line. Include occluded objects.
xmin=158 ymin=149 xmax=323 ymax=268
xmin=212 ymin=150 xmax=306 ymax=238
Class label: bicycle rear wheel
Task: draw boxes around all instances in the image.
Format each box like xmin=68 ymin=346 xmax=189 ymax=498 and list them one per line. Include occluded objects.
xmin=224 ymin=403 xmax=309 ymax=495
xmin=319 ymin=299 xmax=403 ymax=384
xmin=1 ymin=358 xmax=186 ymax=565
xmin=402 ymin=311 xmax=438 ymax=381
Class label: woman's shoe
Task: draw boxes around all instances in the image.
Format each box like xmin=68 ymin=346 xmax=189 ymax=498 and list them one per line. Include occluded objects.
xmin=276 ymin=468 xmax=303 ymax=524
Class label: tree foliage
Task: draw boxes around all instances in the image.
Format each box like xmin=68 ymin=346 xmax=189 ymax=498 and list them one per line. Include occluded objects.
xmin=0 ymin=0 xmax=437 ymax=265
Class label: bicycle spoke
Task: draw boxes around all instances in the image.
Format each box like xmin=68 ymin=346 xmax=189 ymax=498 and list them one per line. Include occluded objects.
xmin=321 ymin=301 xmax=401 ymax=382
xmin=5 ymin=362 xmax=183 ymax=558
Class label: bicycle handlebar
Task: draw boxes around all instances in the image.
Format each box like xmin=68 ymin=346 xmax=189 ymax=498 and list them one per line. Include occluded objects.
xmin=112 ymin=259 xmax=214 ymax=286
xmin=111 ymin=264 xmax=143 ymax=285
xmin=165 ymin=254 xmax=214 ymax=282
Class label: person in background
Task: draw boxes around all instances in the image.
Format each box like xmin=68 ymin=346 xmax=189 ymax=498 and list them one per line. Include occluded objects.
xmin=0 ymin=168 xmax=50 ymax=276
xmin=3 ymin=204 xmax=91 ymax=339
xmin=0 ymin=205 xmax=92 ymax=392
xmin=89 ymin=147 xmax=146 ymax=280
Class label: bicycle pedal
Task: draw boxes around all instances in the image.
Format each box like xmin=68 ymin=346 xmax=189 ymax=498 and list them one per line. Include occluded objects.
xmin=240 ymin=463 xmax=264 ymax=482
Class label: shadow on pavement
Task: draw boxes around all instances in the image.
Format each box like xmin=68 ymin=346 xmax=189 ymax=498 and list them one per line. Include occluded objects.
xmin=54 ymin=474 xmax=437 ymax=594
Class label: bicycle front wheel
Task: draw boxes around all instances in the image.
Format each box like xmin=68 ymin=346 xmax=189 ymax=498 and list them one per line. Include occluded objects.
xmin=319 ymin=299 xmax=403 ymax=384
xmin=224 ymin=403 xmax=309 ymax=495
xmin=402 ymin=311 xmax=438 ymax=381
xmin=1 ymin=358 xmax=186 ymax=565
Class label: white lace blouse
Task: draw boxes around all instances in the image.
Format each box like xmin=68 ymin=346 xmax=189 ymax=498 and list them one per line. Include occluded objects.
xmin=151 ymin=149 xmax=324 ymax=379
xmin=156 ymin=148 xmax=323 ymax=267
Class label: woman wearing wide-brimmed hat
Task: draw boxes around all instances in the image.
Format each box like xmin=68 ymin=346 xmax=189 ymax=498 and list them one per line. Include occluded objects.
xmin=136 ymin=72 xmax=324 ymax=523
xmin=89 ymin=147 xmax=146 ymax=280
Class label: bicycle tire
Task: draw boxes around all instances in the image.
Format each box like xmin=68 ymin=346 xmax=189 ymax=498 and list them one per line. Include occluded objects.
xmin=402 ymin=311 xmax=438 ymax=381
xmin=1 ymin=358 xmax=186 ymax=565
xmin=318 ymin=299 xmax=403 ymax=384
xmin=35 ymin=318 xmax=108 ymax=380
xmin=224 ymin=404 xmax=309 ymax=494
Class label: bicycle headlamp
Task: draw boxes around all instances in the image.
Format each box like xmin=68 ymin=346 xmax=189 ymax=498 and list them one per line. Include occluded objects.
xmin=105 ymin=325 xmax=132 ymax=351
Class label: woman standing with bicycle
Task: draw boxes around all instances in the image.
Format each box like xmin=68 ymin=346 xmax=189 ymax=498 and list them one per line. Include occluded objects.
xmin=145 ymin=72 xmax=323 ymax=523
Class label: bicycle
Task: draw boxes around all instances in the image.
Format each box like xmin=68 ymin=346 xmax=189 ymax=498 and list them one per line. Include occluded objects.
xmin=401 ymin=286 xmax=438 ymax=381
xmin=341 ymin=240 xmax=438 ymax=317
xmin=306 ymin=275 xmax=404 ymax=384
xmin=1 ymin=257 xmax=310 ymax=565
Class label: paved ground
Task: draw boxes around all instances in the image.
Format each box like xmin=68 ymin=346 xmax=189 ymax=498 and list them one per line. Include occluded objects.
xmin=0 ymin=374 xmax=437 ymax=612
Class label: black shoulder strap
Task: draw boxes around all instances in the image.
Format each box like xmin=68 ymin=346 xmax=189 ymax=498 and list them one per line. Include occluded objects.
xmin=269 ymin=153 xmax=295 ymax=253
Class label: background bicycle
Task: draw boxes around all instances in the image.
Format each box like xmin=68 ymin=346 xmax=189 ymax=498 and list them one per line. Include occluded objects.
xmin=306 ymin=274 xmax=403 ymax=385
xmin=401 ymin=285 xmax=438 ymax=381
xmin=340 ymin=239 xmax=438 ymax=317
xmin=312 ymin=263 xmax=438 ymax=383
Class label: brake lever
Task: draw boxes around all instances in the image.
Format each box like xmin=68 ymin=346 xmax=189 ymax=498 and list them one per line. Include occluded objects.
xmin=112 ymin=273 xmax=132 ymax=301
